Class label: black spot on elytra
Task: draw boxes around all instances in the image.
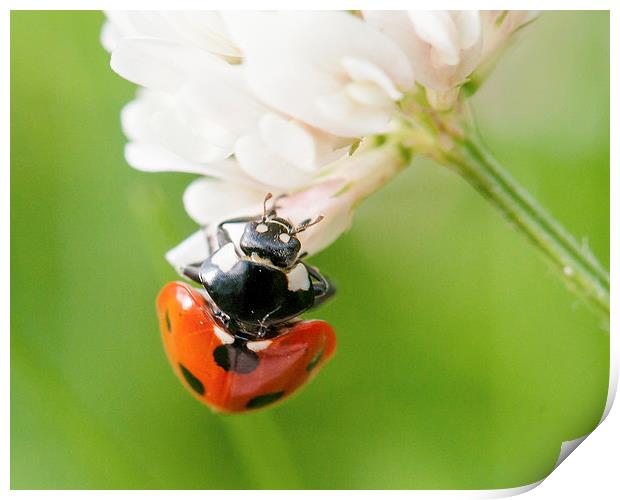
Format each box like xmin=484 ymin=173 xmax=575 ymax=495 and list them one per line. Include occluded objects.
xmin=246 ymin=391 xmax=285 ymax=409
xmin=213 ymin=343 xmax=259 ymax=374
xmin=306 ymin=348 xmax=324 ymax=372
xmin=165 ymin=310 xmax=171 ymax=333
xmin=179 ymin=364 xmax=204 ymax=395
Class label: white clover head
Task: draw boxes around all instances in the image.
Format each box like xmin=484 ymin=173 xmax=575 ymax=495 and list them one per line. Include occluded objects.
xmin=103 ymin=10 xmax=537 ymax=271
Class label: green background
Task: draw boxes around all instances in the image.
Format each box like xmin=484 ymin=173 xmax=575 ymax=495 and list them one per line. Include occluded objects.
xmin=11 ymin=11 xmax=610 ymax=489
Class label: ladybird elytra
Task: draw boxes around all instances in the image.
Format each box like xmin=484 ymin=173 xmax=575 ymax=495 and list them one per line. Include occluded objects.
xmin=156 ymin=282 xmax=336 ymax=413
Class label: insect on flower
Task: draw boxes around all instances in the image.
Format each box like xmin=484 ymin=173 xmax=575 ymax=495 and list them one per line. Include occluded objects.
xmin=156 ymin=193 xmax=337 ymax=413
xmin=103 ymin=10 xmax=543 ymax=411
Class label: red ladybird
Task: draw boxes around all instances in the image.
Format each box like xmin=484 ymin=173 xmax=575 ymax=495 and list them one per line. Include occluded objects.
xmin=157 ymin=282 xmax=336 ymax=413
xmin=157 ymin=194 xmax=337 ymax=412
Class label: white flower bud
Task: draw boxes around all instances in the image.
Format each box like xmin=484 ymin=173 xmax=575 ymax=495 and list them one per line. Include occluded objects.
xmin=364 ymin=10 xmax=482 ymax=109
xmin=364 ymin=10 xmax=537 ymax=109
xmin=479 ymin=11 xmax=539 ymax=65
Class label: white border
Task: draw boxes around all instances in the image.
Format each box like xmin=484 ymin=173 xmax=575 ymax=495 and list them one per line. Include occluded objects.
xmin=0 ymin=1 xmax=617 ymax=10
xmin=3 ymin=1 xmax=617 ymax=497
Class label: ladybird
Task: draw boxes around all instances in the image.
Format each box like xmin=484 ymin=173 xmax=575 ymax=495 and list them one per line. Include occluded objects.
xmin=156 ymin=194 xmax=337 ymax=413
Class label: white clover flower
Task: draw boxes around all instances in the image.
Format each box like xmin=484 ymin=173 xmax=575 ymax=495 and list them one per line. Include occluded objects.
xmin=104 ymin=11 xmax=610 ymax=331
xmin=104 ymin=10 xmax=413 ymax=268
xmin=104 ymin=10 xmax=536 ymax=272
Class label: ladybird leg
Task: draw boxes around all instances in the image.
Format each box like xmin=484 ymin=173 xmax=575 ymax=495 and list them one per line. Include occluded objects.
xmin=256 ymin=306 xmax=281 ymax=337
xmin=305 ymin=264 xmax=336 ymax=308
xmin=212 ymin=306 xmax=232 ymax=329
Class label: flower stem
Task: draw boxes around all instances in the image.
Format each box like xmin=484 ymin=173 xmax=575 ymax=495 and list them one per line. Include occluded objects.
xmin=441 ymin=133 xmax=609 ymax=322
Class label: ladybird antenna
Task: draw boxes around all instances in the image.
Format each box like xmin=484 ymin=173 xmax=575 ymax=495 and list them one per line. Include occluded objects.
xmin=292 ymin=215 xmax=324 ymax=234
xmin=262 ymin=192 xmax=273 ymax=221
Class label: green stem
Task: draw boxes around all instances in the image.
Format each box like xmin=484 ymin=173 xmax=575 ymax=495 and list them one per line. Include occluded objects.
xmin=440 ymin=133 xmax=609 ymax=322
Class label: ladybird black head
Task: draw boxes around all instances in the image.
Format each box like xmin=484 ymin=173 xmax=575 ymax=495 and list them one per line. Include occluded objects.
xmin=239 ymin=193 xmax=323 ymax=269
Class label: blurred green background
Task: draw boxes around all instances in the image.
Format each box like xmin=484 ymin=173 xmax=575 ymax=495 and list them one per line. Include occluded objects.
xmin=11 ymin=11 xmax=609 ymax=490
